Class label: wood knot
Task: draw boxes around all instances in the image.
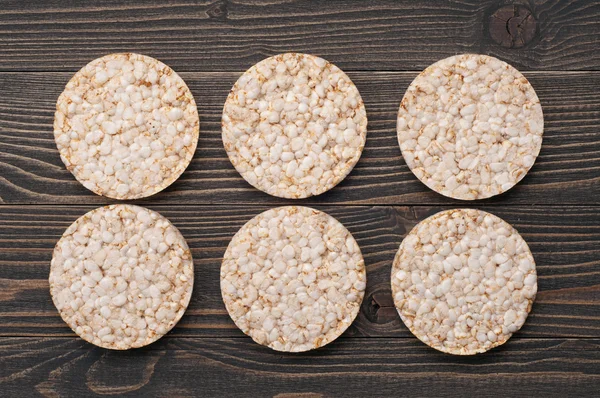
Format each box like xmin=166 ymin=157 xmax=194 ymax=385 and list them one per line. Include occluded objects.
xmin=489 ymin=5 xmax=537 ymax=48
xmin=363 ymin=289 xmax=397 ymax=324
xmin=207 ymin=1 xmax=228 ymax=20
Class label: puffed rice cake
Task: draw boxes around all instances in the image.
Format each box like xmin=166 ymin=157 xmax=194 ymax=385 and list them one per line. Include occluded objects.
xmin=54 ymin=53 xmax=199 ymax=199
xmin=222 ymin=53 xmax=367 ymax=199
xmin=391 ymin=208 xmax=537 ymax=355
xmin=221 ymin=206 xmax=366 ymax=352
xmin=397 ymin=54 xmax=543 ymax=200
xmin=49 ymin=204 xmax=194 ymax=349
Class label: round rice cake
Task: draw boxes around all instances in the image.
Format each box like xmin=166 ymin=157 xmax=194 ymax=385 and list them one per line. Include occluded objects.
xmin=222 ymin=53 xmax=367 ymax=199
xmin=397 ymin=54 xmax=543 ymax=200
xmin=221 ymin=206 xmax=366 ymax=352
xmin=391 ymin=209 xmax=537 ymax=355
xmin=54 ymin=53 xmax=199 ymax=199
xmin=49 ymin=204 xmax=194 ymax=350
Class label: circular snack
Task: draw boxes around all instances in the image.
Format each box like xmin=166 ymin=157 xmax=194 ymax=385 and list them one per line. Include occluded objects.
xmin=221 ymin=206 xmax=366 ymax=352
xmin=54 ymin=53 xmax=199 ymax=199
xmin=397 ymin=54 xmax=543 ymax=200
xmin=222 ymin=53 xmax=367 ymax=199
xmin=50 ymin=204 xmax=194 ymax=350
xmin=391 ymin=209 xmax=537 ymax=355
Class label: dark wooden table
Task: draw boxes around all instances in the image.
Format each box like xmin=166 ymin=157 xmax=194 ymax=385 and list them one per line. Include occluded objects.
xmin=1 ymin=1 xmax=600 ymax=396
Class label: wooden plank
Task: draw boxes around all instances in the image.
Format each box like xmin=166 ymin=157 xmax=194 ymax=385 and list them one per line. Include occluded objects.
xmin=1 ymin=337 xmax=599 ymax=397
xmin=0 ymin=1 xmax=599 ymax=72
xmin=1 ymin=1 xmax=599 ymax=396
xmin=0 ymin=71 xmax=599 ymax=205
xmin=1 ymin=205 xmax=599 ymax=338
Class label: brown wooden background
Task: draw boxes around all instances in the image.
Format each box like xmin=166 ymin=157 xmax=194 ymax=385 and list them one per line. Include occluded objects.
xmin=1 ymin=1 xmax=599 ymax=397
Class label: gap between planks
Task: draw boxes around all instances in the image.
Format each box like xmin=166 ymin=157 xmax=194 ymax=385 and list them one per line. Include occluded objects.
xmin=1 ymin=334 xmax=598 ymax=340
xmin=1 ymin=70 xmax=599 ymax=74
xmin=2 ymin=203 xmax=600 ymax=207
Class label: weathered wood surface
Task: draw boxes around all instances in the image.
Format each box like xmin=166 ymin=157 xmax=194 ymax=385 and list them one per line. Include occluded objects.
xmin=1 ymin=337 xmax=599 ymax=397
xmin=1 ymin=71 xmax=599 ymax=205
xmin=0 ymin=0 xmax=599 ymax=72
xmin=2 ymin=0 xmax=600 ymax=396
xmin=1 ymin=205 xmax=599 ymax=338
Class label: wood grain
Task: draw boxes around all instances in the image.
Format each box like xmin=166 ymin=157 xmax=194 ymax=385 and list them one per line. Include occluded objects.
xmin=1 ymin=71 xmax=599 ymax=205
xmin=1 ymin=1 xmax=600 ymax=396
xmin=0 ymin=0 xmax=599 ymax=72
xmin=1 ymin=337 xmax=599 ymax=397
xmin=1 ymin=205 xmax=599 ymax=338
